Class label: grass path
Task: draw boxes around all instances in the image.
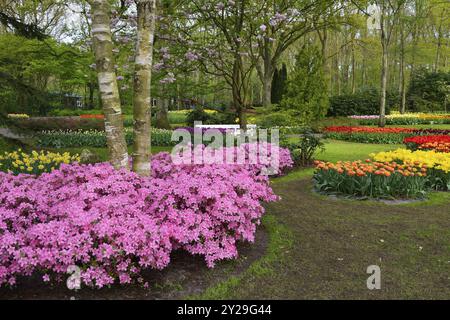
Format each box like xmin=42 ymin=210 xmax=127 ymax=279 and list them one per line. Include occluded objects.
xmin=198 ymin=140 xmax=450 ymax=299
xmin=199 ymin=178 xmax=450 ymax=299
xmin=318 ymin=140 xmax=403 ymax=162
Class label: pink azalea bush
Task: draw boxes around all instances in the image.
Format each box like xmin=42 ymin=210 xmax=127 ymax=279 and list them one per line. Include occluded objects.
xmin=0 ymin=145 xmax=292 ymax=288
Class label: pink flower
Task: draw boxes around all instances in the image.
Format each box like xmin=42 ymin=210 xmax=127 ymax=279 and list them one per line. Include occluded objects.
xmin=0 ymin=145 xmax=292 ymax=288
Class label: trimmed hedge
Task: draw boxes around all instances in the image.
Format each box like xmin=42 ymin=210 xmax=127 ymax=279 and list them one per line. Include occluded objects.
xmin=47 ymin=109 xmax=104 ymax=117
xmin=10 ymin=117 xmax=105 ymax=131
xmin=327 ymin=88 xmax=398 ymax=117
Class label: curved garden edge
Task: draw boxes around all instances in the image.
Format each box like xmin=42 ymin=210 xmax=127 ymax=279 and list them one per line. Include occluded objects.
xmin=311 ymin=188 xmax=450 ymax=205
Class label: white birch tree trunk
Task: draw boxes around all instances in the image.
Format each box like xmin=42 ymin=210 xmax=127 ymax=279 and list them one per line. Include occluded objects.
xmin=132 ymin=0 xmax=157 ymax=176
xmin=91 ymin=0 xmax=129 ymax=169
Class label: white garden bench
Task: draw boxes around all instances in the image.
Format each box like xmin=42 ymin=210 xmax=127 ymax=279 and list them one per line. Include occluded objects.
xmin=194 ymin=124 xmax=257 ymax=136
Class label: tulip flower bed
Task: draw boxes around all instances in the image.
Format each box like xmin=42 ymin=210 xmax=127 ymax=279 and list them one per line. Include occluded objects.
xmin=419 ymin=142 xmax=450 ymax=153
xmin=404 ymin=135 xmax=450 ymax=152
xmin=313 ymin=159 xmax=429 ymax=199
xmin=349 ymin=113 xmax=450 ymax=125
xmin=324 ymin=126 xmax=450 ymax=144
xmin=372 ymin=149 xmax=450 ymax=191
xmin=0 ymin=145 xmax=293 ymax=289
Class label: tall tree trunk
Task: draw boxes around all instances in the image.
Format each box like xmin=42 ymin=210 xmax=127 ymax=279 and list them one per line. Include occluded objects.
xmin=260 ymin=38 xmax=274 ymax=108
xmin=379 ymin=4 xmax=388 ymax=128
xmin=88 ymin=81 xmax=95 ymax=109
xmin=262 ymin=71 xmax=272 ymax=107
xmin=380 ymin=44 xmax=388 ymax=128
xmin=399 ymin=13 xmax=406 ymax=114
xmin=317 ymin=28 xmax=330 ymax=94
xmin=233 ymin=54 xmax=247 ymax=129
xmin=351 ymin=42 xmax=356 ymax=94
xmin=91 ymin=0 xmax=129 ymax=169
xmin=434 ymin=15 xmax=443 ymax=72
xmin=334 ymin=35 xmax=341 ymax=96
xmin=156 ymin=97 xmax=171 ymax=129
xmin=410 ymin=0 xmax=421 ymax=76
xmin=132 ymin=0 xmax=157 ymax=176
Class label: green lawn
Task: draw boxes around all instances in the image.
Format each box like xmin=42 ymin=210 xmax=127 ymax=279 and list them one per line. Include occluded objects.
xmin=317 ymin=139 xmax=403 ymax=162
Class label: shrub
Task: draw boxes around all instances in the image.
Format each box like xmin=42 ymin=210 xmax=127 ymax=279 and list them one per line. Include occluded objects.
xmin=47 ymin=109 xmax=104 ymax=117
xmin=0 ymin=145 xmax=292 ymax=288
xmin=280 ymin=45 xmax=329 ymax=123
xmin=314 ymin=159 xmax=429 ymax=199
xmin=407 ymin=68 xmax=450 ymax=112
xmin=207 ymin=111 xmax=236 ymax=125
xmin=256 ymin=113 xmax=294 ymax=128
xmin=10 ymin=117 xmax=105 ymax=132
xmin=186 ymin=107 xmax=214 ymax=126
xmin=168 ymin=110 xmax=188 ymax=124
xmin=328 ymin=87 xmax=398 ymax=117
xmin=271 ymin=63 xmax=288 ymax=105
xmin=0 ymin=150 xmax=80 ymax=175
xmin=281 ymin=130 xmax=324 ymax=166
xmin=185 ymin=107 xmax=231 ymax=126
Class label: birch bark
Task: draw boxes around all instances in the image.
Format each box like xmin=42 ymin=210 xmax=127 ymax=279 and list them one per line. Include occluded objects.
xmin=132 ymin=0 xmax=157 ymax=176
xmin=91 ymin=0 xmax=129 ymax=169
